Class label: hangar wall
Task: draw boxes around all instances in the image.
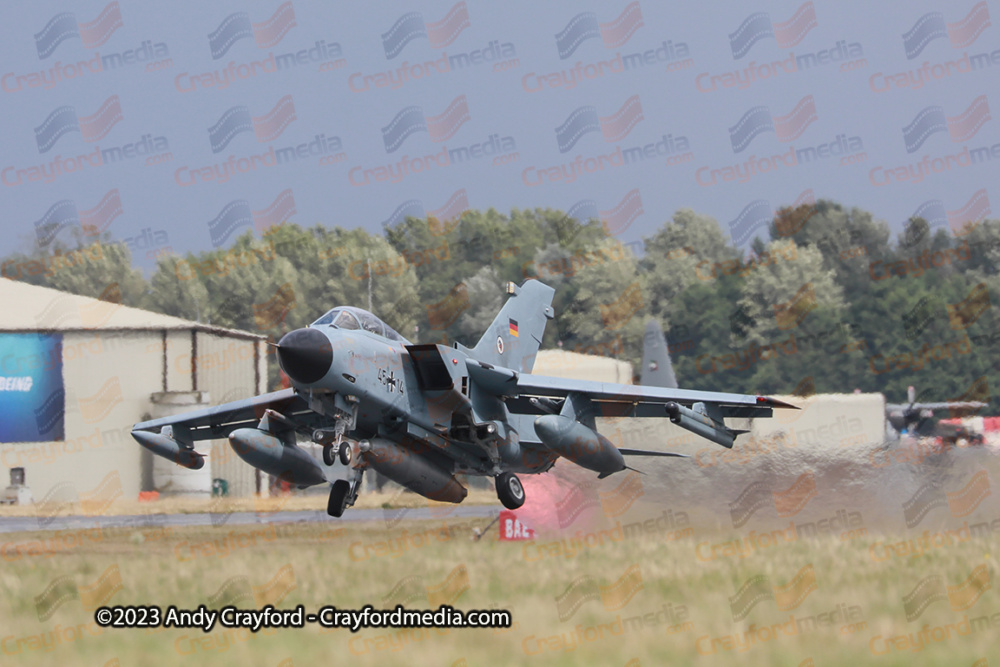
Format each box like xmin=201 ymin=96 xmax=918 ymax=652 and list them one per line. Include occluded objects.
xmin=0 ymin=332 xmax=158 ymax=505
xmin=749 ymin=392 xmax=886 ymax=449
xmin=194 ymin=331 xmax=263 ymax=497
xmin=597 ymin=393 xmax=886 ymax=455
xmin=165 ymin=330 xmax=193 ymax=392
xmin=534 ymin=350 xmax=633 ymax=385
xmin=593 ymin=391 xmax=888 ymax=491
xmin=2 ymin=330 xmax=268 ymax=503
xmin=534 ymin=346 xmax=887 ymax=454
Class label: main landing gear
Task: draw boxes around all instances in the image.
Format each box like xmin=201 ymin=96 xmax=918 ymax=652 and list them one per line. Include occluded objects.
xmin=327 ymin=463 xmax=366 ymax=518
xmin=327 ymin=480 xmax=351 ymax=517
xmin=495 ymin=472 xmax=525 ymax=510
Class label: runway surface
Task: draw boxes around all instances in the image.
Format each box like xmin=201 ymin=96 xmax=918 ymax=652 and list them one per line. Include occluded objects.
xmin=0 ymin=505 xmax=500 ymax=534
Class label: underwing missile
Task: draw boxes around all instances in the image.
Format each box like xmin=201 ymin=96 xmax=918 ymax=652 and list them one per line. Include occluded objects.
xmin=664 ymin=402 xmax=740 ymax=449
xmin=131 ymin=430 xmax=205 ymax=470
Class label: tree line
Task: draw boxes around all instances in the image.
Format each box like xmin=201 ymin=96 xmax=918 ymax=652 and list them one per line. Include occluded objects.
xmin=4 ymin=200 xmax=998 ymax=410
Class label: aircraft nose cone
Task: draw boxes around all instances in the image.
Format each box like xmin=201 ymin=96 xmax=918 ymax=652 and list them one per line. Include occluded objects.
xmin=276 ymin=328 xmax=332 ymax=385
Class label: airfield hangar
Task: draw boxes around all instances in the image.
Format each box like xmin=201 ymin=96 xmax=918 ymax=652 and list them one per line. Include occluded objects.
xmin=0 ymin=279 xmax=267 ymax=503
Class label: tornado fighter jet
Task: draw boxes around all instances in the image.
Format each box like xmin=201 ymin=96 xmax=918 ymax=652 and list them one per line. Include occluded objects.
xmin=131 ymin=280 xmax=796 ymax=517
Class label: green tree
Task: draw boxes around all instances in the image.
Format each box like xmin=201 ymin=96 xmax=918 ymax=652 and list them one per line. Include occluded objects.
xmin=556 ymin=238 xmax=645 ymax=367
xmin=769 ymin=199 xmax=892 ymax=298
xmin=641 ymin=208 xmax=739 ymax=326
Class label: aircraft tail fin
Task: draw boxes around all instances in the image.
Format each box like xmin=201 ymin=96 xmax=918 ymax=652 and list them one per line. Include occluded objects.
xmin=640 ymin=319 xmax=678 ymax=388
xmin=471 ymin=280 xmax=555 ymax=372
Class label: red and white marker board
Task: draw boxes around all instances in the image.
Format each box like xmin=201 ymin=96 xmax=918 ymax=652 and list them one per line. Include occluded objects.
xmin=498 ymin=510 xmax=535 ymax=540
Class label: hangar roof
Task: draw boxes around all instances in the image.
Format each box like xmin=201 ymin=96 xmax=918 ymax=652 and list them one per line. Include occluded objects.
xmin=0 ymin=278 xmax=264 ymax=340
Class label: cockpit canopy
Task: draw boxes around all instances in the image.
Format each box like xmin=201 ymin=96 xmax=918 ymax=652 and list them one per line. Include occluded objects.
xmin=310 ymin=306 xmax=409 ymax=343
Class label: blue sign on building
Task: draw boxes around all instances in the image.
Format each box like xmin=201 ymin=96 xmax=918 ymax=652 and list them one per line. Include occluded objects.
xmin=0 ymin=333 xmax=64 ymax=443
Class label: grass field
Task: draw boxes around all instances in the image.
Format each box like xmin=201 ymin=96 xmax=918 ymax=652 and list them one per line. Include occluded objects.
xmin=0 ymin=487 xmax=502 ymax=518
xmin=2 ymin=510 xmax=997 ymax=667
xmin=3 ymin=440 xmax=998 ymax=666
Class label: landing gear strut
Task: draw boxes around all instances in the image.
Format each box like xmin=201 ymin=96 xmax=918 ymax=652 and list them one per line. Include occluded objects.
xmin=313 ymin=395 xmax=359 ymax=467
xmin=495 ymin=472 xmax=525 ymax=510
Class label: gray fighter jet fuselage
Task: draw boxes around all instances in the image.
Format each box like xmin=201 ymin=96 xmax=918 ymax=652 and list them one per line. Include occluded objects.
xmin=132 ymin=280 xmax=795 ymax=517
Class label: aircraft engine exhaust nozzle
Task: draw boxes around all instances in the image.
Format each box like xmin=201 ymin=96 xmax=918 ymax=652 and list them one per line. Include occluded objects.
xmin=664 ymin=402 xmax=736 ymax=449
xmin=276 ymin=327 xmax=333 ymax=385
xmin=131 ymin=430 xmax=205 ymax=470
xmin=533 ymin=414 xmax=626 ymax=475
xmin=228 ymin=428 xmax=327 ymax=487
xmin=361 ymin=438 xmax=468 ymax=504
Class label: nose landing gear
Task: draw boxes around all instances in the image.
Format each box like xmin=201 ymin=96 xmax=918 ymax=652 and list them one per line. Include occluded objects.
xmin=319 ymin=439 xmax=353 ymax=466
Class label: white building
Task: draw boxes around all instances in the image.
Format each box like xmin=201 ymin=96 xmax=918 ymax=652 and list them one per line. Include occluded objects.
xmin=0 ymin=279 xmax=267 ymax=503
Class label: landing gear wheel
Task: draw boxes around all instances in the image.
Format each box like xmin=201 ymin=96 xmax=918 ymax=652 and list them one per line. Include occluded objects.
xmin=327 ymin=480 xmax=351 ymax=517
xmin=495 ymin=472 xmax=525 ymax=510
xmin=339 ymin=442 xmax=353 ymax=466
xmin=322 ymin=444 xmax=335 ymax=466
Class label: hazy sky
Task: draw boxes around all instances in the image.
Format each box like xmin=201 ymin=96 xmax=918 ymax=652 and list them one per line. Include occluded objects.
xmin=1 ymin=1 xmax=996 ymax=270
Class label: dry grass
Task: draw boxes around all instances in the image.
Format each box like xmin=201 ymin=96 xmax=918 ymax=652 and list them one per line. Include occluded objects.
xmin=0 ymin=487 xmax=501 ymax=518
xmin=1 ymin=515 xmax=997 ymax=667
